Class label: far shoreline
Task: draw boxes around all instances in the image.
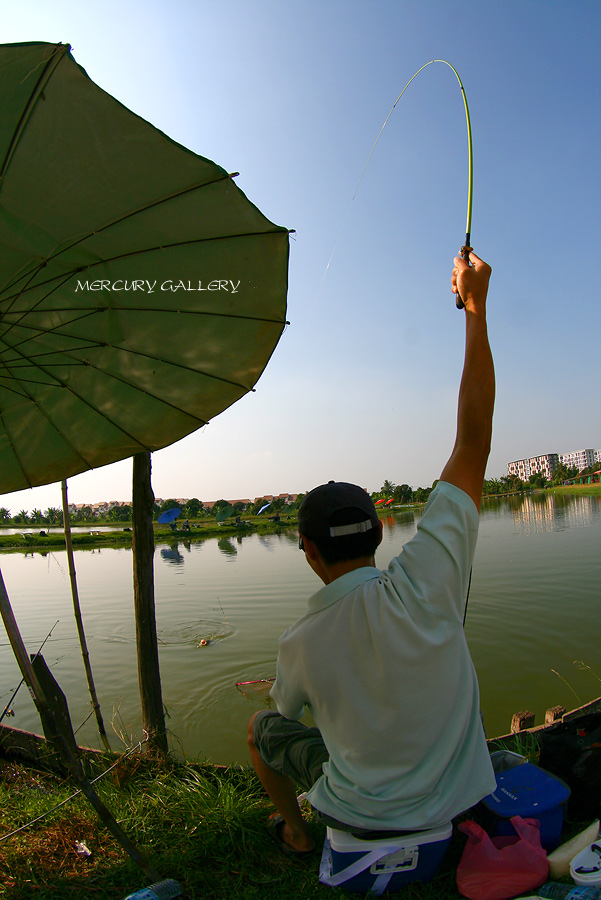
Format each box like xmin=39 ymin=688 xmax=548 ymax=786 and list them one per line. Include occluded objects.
xmin=0 ymin=484 xmax=598 ymax=553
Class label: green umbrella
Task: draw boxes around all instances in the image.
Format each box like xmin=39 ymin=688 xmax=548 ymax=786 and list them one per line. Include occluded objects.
xmin=0 ymin=41 xmax=290 ymax=493
xmin=215 ymin=504 xmax=234 ymax=522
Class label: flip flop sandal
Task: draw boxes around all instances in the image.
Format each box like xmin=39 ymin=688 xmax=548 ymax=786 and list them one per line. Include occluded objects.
xmin=267 ymin=814 xmax=315 ymax=860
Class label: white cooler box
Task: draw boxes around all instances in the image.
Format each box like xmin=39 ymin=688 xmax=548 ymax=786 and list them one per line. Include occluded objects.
xmin=319 ymin=822 xmax=452 ymax=895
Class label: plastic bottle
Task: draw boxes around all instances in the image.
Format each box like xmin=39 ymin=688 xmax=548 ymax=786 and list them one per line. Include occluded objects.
xmin=122 ymin=879 xmax=182 ymax=900
xmin=538 ymin=883 xmax=601 ymax=899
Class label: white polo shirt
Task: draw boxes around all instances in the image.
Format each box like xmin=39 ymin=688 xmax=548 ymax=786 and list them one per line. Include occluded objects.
xmin=270 ymin=481 xmax=496 ymax=830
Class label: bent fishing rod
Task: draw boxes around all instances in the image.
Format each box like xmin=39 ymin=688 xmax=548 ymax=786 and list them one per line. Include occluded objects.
xmin=364 ymin=61 xmax=477 ymax=621
xmin=354 ymin=59 xmax=474 ymax=309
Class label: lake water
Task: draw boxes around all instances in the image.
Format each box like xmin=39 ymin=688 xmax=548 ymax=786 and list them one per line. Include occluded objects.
xmin=0 ymin=492 xmax=599 ymax=765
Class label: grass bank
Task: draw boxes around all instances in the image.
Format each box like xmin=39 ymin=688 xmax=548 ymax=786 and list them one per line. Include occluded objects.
xmin=0 ymin=750 xmax=590 ymax=900
xmin=0 ymin=753 xmax=482 ymax=900
xmin=547 ymin=483 xmax=601 ymax=496
xmin=0 ymin=516 xmax=299 ymax=554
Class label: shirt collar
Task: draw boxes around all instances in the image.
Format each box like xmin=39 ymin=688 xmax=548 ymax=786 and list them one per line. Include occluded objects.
xmin=307 ymin=566 xmax=381 ymax=614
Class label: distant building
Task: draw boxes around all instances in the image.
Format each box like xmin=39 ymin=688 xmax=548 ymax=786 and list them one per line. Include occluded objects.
xmin=508 ymin=447 xmax=601 ymax=480
xmin=507 ymin=453 xmax=558 ymax=481
xmin=558 ymin=449 xmax=598 ymax=471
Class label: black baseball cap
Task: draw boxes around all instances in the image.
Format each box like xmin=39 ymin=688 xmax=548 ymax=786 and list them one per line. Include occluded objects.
xmin=298 ymin=481 xmax=379 ymax=538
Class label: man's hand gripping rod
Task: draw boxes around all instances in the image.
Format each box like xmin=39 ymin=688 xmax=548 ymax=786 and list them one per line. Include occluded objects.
xmin=455 ymin=239 xmax=471 ymax=310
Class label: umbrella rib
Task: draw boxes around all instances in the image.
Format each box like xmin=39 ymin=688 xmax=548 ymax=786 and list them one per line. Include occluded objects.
xmin=92 ymin=342 xmax=251 ymax=391
xmin=2 ymin=303 xmax=287 ymax=347
xmin=1 ymin=170 xmax=251 ymax=296
xmin=0 ymin=353 xmax=157 ymax=458
xmin=0 ymin=365 xmax=97 ymax=486
xmin=0 ymin=408 xmax=32 ymax=485
xmin=1 ymin=336 xmax=210 ymax=434
xmin=1 ymin=315 xmax=265 ymax=392
xmin=2 ymin=228 xmax=288 ymax=302
xmin=60 ymin=355 xmax=211 ymax=427
xmin=0 ymin=43 xmax=70 ymax=189
xmin=1 ymin=268 xmax=87 ymax=337
xmin=0 ymin=306 xmax=288 ymax=371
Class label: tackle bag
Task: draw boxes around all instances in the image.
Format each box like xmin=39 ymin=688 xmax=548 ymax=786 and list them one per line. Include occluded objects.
xmin=538 ymin=710 xmax=601 ymax=820
xmin=456 ymin=815 xmax=548 ymax=900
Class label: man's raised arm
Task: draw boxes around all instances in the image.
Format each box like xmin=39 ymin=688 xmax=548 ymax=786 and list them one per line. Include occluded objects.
xmin=439 ymin=250 xmax=495 ymax=509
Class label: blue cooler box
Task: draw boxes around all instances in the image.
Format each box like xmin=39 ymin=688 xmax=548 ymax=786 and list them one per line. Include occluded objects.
xmin=323 ymin=822 xmax=452 ymax=894
xmin=481 ymin=761 xmax=570 ymax=850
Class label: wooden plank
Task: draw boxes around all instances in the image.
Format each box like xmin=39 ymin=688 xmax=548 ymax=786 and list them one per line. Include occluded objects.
xmin=31 ymin=653 xmax=78 ymax=757
xmin=511 ymin=710 xmax=535 ymax=733
xmin=490 ymin=696 xmax=601 ymax=750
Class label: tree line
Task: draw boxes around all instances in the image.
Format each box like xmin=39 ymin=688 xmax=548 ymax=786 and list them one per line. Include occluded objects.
xmin=375 ymin=462 xmax=598 ymax=503
xmin=1 ymin=463 xmax=597 ymax=525
xmin=0 ymin=494 xmax=306 ymax=525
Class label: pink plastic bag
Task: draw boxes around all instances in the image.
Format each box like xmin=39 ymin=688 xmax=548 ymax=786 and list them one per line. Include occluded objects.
xmin=456 ymin=816 xmax=549 ymax=900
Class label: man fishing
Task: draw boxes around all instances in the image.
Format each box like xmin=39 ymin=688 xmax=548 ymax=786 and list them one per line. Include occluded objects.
xmin=248 ymin=250 xmax=496 ymax=856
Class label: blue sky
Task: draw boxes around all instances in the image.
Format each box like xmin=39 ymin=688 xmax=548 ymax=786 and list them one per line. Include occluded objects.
xmin=2 ymin=0 xmax=600 ymax=512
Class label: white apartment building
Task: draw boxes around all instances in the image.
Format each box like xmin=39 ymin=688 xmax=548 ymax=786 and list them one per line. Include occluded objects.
xmin=508 ymin=447 xmax=601 ymax=480
xmin=558 ymin=449 xmax=599 ymax=471
xmin=507 ymin=453 xmax=558 ymax=481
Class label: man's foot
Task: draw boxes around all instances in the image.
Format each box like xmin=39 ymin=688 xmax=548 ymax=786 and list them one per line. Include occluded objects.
xmin=268 ymin=814 xmax=316 ymax=859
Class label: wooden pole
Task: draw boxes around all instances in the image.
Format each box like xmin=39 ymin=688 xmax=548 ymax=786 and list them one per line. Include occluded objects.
xmin=132 ymin=452 xmax=168 ymax=754
xmin=61 ymin=479 xmax=111 ymax=752
xmin=0 ymin=568 xmax=162 ymax=882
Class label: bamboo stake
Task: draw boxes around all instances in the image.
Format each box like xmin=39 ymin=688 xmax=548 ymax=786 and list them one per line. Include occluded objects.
xmin=0 ymin=567 xmax=162 ymax=882
xmin=132 ymin=452 xmax=168 ymax=754
xmin=61 ymin=480 xmax=111 ymax=752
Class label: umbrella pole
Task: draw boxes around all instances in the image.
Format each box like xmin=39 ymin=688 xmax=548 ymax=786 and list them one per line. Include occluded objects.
xmin=132 ymin=452 xmax=168 ymax=754
xmin=61 ymin=480 xmax=111 ymax=752
xmin=0 ymin=567 xmax=162 ymax=882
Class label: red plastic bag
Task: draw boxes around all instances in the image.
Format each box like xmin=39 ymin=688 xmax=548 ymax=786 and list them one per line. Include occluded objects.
xmin=456 ymin=816 xmax=548 ymax=900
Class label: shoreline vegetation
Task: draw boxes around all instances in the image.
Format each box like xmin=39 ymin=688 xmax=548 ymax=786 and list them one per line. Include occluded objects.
xmin=0 ymin=514 xmax=300 ymax=553
xmin=0 ymin=752 xmax=483 ymax=899
xmin=0 ymin=483 xmax=598 ymax=554
xmin=0 ymin=737 xmax=594 ymax=900
xmin=2 ymin=702 xmax=599 ymax=898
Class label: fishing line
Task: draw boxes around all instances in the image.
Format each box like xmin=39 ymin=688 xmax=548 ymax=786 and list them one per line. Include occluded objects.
xmin=216 ymin=596 xmax=229 ymax=626
xmin=0 ymin=619 xmax=59 ymax=723
xmin=317 ymin=62 xmax=478 ymax=621
xmin=315 ymin=59 xmax=474 ymax=310
xmin=0 ymin=737 xmax=147 ymax=842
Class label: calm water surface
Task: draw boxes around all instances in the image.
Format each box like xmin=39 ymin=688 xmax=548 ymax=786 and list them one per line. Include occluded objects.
xmin=0 ymin=493 xmax=599 ymax=765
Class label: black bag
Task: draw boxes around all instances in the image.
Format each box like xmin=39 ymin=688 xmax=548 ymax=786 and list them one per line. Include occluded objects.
xmin=538 ymin=711 xmax=601 ymax=819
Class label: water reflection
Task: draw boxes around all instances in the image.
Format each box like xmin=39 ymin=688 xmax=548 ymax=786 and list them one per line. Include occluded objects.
xmin=160 ymin=545 xmax=185 ymax=565
xmin=217 ymin=537 xmax=237 ymax=558
xmin=508 ymin=492 xmax=598 ymax=534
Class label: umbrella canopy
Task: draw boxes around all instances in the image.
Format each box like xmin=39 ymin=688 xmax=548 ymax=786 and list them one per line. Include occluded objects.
xmin=215 ymin=504 xmax=234 ymax=522
xmin=0 ymin=42 xmax=290 ymax=494
xmin=157 ymin=507 xmax=180 ymax=524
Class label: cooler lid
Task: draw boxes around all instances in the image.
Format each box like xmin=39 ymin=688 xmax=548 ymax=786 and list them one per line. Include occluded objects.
xmin=482 ymin=762 xmax=570 ymax=817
